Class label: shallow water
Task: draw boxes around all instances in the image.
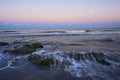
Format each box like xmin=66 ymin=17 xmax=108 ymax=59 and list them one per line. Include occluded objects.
xmin=0 ymin=45 xmax=120 ymax=80
xmin=0 ymin=29 xmax=120 ymax=37
xmin=0 ymin=29 xmax=120 ymax=80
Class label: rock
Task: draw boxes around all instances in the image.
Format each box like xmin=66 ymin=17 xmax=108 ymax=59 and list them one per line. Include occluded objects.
xmin=28 ymin=54 xmax=70 ymax=68
xmin=0 ymin=42 xmax=9 ymax=46
xmin=92 ymin=52 xmax=111 ymax=66
xmin=73 ymin=53 xmax=84 ymax=61
xmin=86 ymin=30 xmax=91 ymax=32
xmin=73 ymin=53 xmax=81 ymax=61
xmin=68 ymin=53 xmax=82 ymax=61
xmin=98 ymin=38 xmax=114 ymax=43
xmin=69 ymin=52 xmax=111 ymax=66
xmin=84 ymin=53 xmax=92 ymax=59
xmin=28 ymin=54 xmax=54 ymax=66
xmin=4 ymin=43 xmax=43 ymax=54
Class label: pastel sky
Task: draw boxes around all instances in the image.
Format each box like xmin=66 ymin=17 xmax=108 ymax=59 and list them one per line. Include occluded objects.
xmin=0 ymin=0 xmax=120 ymax=24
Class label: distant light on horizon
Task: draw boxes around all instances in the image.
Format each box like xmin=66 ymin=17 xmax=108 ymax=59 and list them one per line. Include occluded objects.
xmin=0 ymin=0 xmax=120 ymax=24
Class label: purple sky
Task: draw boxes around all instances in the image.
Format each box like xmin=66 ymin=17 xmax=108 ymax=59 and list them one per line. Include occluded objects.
xmin=0 ymin=0 xmax=120 ymax=24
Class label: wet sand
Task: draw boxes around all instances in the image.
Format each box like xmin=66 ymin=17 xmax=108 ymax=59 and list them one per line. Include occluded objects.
xmin=0 ymin=31 xmax=120 ymax=52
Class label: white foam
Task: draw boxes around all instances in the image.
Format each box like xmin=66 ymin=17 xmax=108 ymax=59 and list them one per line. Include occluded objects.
xmin=0 ymin=61 xmax=12 ymax=70
xmin=66 ymin=30 xmax=86 ymax=33
xmin=32 ymin=49 xmax=46 ymax=55
xmin=0 ymin=49 xmax=119 ymax=79
xmin=0 ymin=66 xmax=9 ymax=70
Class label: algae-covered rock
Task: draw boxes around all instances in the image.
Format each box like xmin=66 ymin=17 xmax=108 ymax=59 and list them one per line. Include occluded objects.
xmin=73 ymin=53 xmax=81 ymax=61
xmin=4 ymin=43 xmax=43 ymax=54
xmin=0 ymin=42 xmax=8 ymax=46
xmin=28 ymin=54 xmax=54 ymax=66
xmin=92 ymin=52 xmax=111 ymax=66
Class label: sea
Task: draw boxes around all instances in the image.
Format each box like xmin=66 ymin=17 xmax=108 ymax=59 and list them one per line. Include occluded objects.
xmin=0 ymin=26 xmax=120 ymax=80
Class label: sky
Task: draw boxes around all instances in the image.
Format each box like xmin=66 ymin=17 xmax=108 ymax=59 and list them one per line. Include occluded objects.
xmin=0 ymin=0 xmax=120 ymax=24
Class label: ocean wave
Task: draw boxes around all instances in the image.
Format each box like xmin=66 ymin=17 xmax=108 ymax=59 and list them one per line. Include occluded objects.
xmin=0 ymin=49 xmax=120 ymax=79
xmin=30 ymin=50 xmax=120 ymax=79
xmin=0 ymin=29 xmax=120 ymax=37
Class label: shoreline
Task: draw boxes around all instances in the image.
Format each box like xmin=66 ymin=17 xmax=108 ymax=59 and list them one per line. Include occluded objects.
xmin=0 ymin=28 xmax=120 ymax=80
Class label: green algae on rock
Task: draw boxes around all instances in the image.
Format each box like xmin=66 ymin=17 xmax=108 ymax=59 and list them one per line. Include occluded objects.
xmin=28 ymin=52 xmax=112 ymax=69
xmin=28 ymin=54 xmax=54 ymax=66
xmin=92 ymin=52 xmax=111 ymax=66
xmin=4 ymin=43 xmax=43 ymax=54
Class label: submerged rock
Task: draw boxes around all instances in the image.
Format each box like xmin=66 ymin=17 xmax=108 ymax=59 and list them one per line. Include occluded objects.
xmin=4 ymin=43 xmax=43 ymax=54
xmin=0 ymin=42 xmax=8 ymax=46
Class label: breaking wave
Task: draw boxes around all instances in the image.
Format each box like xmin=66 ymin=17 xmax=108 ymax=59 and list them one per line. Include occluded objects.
xmin=0 ymin=54 xmax=28 ymax=70
xmin=0 ymin=49 xmax=120 ymax=80
xmin=30 ymin=50 xmax=120 ymax=79
xmin=1 ymin=29 xmax=120 ymax=37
